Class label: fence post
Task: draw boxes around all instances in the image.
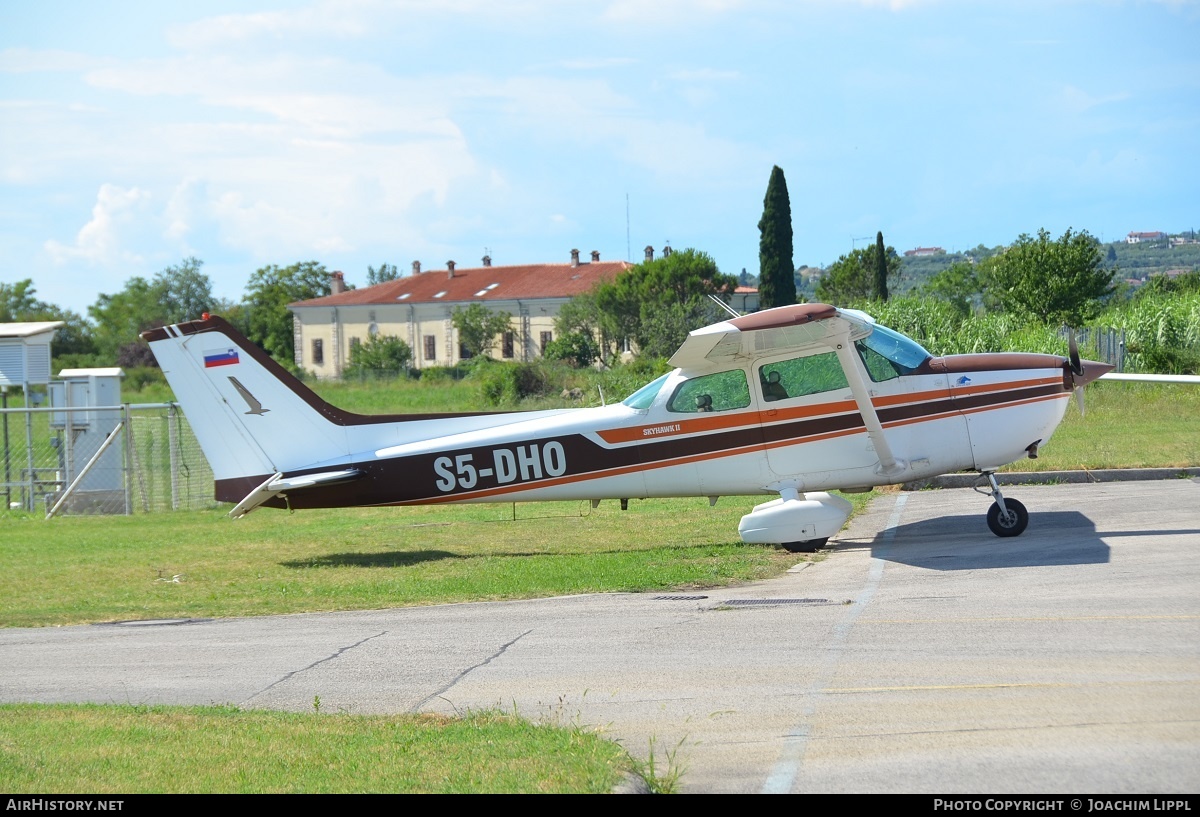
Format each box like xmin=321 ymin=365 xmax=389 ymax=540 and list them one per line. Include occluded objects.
xmin=168 ymin=405 xmax=180 ymax=510
xmin=46 ymin=421 xmax=125 ymax=519
xmin=123 ymin=405 xmax=132 ymax=516
xmin=24 ymin=382 xmax=35 ymax=512
xmin=2 ymin=387 xmax=9 ymax=510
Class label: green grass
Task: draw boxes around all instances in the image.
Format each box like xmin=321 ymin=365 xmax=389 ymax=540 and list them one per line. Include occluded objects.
xmin=0 ymin=496 xmax=833 ymax=628
xmin=1003 ymin=380 xmax=1200 ymax=471
xmin=0 ymin=704 xmax=631 ymax=794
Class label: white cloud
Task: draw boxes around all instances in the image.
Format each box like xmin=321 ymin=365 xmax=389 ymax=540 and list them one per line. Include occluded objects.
xmin=44 ymin=184 xmax=152 ymax=264
xmin=0 ymin=48 xmax=107 ymax=73
xmin=559 ymin=57 xmax=640 ymax=71
xmin=165 ymin=2 xmax=368 ymax=49
xmin=668 ymin=68 xmax=741 ymax=82
xmin=165 ymin=0 xmax=553 ymax=50
xmin=602 ymin=0 xmax=749 ymax=23
xmin=1059 ymin=84 xmax=1131 ymax=115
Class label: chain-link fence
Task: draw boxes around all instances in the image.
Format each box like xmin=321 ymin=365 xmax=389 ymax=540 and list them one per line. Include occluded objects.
xmin=1076 ymin=326 xmax=1127 ymax=372
xmin=1 ymin=404 xmax=217 ymax=517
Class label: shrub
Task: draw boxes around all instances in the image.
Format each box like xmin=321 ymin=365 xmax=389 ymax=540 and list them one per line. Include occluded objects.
xmin=475 ymin=362 xmax=553 ymax=406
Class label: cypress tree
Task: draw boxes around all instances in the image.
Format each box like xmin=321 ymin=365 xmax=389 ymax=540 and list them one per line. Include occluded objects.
xmin=757 ymin=165 xmax=795 ymax=309
xmin=874 ymin=231 xmax=889 ymax=301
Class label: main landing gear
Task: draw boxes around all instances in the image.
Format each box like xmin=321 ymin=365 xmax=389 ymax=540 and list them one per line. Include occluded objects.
xmin=781 ymin=537 xmax=829 ymax=554
xmin=976 ymin=472 xmax=1029 ymax=537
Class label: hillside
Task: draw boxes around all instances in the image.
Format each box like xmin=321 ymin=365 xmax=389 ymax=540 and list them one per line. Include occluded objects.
xmin=793 ymin=233 xmax=1200 ymax=301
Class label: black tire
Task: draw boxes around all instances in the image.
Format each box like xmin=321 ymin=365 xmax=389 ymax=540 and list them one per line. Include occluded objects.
xmin=987 ymin=499 xmax=1028 ymax=537
xmin=781 ymin=537 xmax=829 ymax=553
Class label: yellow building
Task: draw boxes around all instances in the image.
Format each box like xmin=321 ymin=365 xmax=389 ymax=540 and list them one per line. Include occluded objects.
xmin=288 ymin=250 xmax=633 ymax=378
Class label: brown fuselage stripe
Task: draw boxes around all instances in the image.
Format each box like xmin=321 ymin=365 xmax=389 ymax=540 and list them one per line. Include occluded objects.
xmin=220 ymin=378 xmax=1069 ymax=509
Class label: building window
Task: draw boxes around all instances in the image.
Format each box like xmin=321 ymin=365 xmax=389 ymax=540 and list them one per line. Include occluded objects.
xmin=312 ymin=339 xmax=324 ymax=366
xmin=502 ymin=331 xmax=515 ymax=359
xmin=424 ymin=335 xmax=437 ymax=361
xmin=459 ymin=343 xmax=473 ymax=360
xmin=349 ymin=337 xmax=360 ymax=354
xmin=540 ymin=331 xmax=553 ymax=353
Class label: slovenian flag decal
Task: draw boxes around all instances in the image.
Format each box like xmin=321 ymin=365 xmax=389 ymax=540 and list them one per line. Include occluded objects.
xmin=204 ymin=348 xmax=239 ymax=368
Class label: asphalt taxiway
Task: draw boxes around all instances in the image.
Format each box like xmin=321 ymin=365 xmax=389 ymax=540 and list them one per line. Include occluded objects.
xmin=2 ymin=479 xmax=1198 ymax=793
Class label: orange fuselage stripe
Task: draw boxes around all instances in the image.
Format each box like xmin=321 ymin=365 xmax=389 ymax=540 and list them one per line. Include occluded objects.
xmin=396 ymin=377 xmax=1066 ymax=506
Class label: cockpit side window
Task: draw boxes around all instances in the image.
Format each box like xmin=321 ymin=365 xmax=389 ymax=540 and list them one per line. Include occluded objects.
xmin=667 ymin=369 xmax=750 ymax=413
xmin=856 ymin=342 xmax=903 ymax=382
xmin=757 ymin=351 xmax=849 ymax=401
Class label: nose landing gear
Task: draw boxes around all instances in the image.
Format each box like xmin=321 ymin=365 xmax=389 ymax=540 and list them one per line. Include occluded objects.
xmin=976 ymin=472 xmax=1029 ymax=537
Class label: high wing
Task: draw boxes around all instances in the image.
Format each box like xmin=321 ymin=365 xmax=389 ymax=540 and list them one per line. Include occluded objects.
xmin=669 ymin=303 xmax=875 ymax=370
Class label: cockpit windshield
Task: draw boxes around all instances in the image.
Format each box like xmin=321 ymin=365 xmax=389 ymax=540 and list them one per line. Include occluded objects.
xmin=858 ymin=324 xmax=931 ymax=378
xmin=622 ymin=373 xmax=670 ymax=410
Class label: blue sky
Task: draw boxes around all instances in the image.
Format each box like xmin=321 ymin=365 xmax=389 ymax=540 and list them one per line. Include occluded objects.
xmin=2 ymin=0 xmax=1198 ymax=316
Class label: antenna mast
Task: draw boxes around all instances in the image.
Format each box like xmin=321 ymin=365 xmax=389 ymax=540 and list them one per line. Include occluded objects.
xmin=625 ymin=193 xmax=631 ymax=262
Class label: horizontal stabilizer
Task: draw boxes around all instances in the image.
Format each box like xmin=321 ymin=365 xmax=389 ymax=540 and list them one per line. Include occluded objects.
xmin=229 ymin=468 xmax=363 ymax=519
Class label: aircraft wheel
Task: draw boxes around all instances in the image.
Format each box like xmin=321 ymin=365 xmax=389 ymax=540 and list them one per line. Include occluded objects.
xmin=781 ymin=538 xmax=828 ymax=553
xmin=986 ymin=499 xmax=1028 ymax=537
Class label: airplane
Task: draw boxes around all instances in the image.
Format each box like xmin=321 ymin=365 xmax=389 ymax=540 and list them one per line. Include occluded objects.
xmin=141 ymin=301 xmax=1114 ymax=552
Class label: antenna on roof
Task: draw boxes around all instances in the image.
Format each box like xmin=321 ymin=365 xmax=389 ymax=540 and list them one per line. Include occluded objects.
xmin=625 ymin=193 xmax=631 ymax=262
xmin=708 ymin=293 xmax=741 ymax=318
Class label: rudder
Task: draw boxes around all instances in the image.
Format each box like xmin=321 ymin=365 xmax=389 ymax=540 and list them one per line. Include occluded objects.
xmin=141 ymin=316 xmax=350 ymax=487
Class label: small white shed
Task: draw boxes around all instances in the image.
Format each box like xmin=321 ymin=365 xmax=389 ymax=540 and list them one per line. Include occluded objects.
xmin=0 ymin=321 xmax=63 ymax=388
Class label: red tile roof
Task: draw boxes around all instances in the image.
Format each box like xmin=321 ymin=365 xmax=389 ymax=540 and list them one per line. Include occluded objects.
xmin=290 ymin=260 xmax=634 ymax=308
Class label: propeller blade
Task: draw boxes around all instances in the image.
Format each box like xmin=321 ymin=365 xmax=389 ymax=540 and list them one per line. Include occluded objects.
xmin=1075 ymin=385 xmax=1085 ymax=417
xmin=1068 ymin=332 xmax=1084 ymax=377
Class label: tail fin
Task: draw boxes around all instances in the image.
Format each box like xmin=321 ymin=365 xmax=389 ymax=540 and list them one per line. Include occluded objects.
xmin=141 ymin=316 xmax=351 ymax=491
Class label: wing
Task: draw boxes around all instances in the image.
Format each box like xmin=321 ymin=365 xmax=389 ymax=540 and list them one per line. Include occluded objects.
xmin=668 ymin=303 xmax=876 ymax=370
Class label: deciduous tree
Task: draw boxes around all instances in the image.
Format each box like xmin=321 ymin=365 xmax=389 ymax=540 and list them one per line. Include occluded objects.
xmin=89 ymin=258 xmax=215 ymax=364
xmin=920 ymin=261 xmax=981 ymax=318
xmin=243 ymin=261 xmax=331 ymax=367
xmin=981 ymin=228 xmax=1115 ymax=325
xmin=592 ymin=248 xmax=736 ymax=360
xmin=343 ymin=334 xmax=412 ymax=378
xmin=1 ymin=279 xmax=94 ymax=360
xmin=452 ymin=302 xmax=514 ymax=359
xmin=156 ymin=257 xmax=213 ymax=325
xmin=815 ymin=244 xmax=900 ymax=306
xmin=367 ymin=263 xmax=399 ymax=286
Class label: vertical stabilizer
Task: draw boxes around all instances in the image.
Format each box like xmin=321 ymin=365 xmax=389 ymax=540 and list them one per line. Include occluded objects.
xmin=141 ymin=316 xmax=350 ymax=484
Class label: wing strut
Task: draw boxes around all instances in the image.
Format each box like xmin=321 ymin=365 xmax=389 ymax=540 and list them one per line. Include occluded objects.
xmin=832 ymin=334 xmax=906 ymax=477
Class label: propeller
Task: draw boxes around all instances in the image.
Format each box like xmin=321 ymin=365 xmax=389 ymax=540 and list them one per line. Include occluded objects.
xmin=1068 ymin=331 xmax=1086 ymax=416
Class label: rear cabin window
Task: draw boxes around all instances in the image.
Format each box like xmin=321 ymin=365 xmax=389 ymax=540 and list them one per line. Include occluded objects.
xmin=667 ymin=369 xmax=750 ymax=414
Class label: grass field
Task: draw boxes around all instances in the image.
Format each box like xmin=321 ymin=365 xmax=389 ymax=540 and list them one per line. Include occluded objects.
xmin=0 ymin=496 xmax=825 ymax=628
xmin=1007 ymin=380 xmax=1200 ymax=471
xmin=0 ymin=704 xmax=635 ymax=794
